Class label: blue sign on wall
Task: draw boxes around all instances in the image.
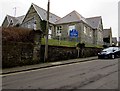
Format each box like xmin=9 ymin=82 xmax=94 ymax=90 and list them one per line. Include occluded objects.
xmin=69 ymin=29 xmax=78 ymax=38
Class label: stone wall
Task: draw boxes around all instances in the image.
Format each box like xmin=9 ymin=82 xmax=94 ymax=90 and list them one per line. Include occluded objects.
xmin=2 ymin=41 xmax=40 ymax=68
xmin=2 ymin=42 xmax=102 ymax=68
xmin=40 ymin=45 xmax=102 ymax=62
xmin=41 ymin=46 xmax=78 ymax=62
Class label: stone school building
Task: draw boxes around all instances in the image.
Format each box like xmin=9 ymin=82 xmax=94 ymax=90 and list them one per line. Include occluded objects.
xmin=2 ymin=3 xmax=105 ymax=46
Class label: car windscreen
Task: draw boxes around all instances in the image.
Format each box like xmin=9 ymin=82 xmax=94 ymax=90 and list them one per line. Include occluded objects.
xmin=102 ymin=47 xmax=114 ymax=52
xmin=102 ymin=47 xmax=119 ymax=52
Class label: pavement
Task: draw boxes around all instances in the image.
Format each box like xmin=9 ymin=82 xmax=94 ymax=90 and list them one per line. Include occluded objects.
xmin=2 ymin=56 xmax=98 ymax=74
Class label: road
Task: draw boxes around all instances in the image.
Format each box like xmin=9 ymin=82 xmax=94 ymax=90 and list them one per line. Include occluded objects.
xmin=2 ymin=58 xmax=119 ymax=89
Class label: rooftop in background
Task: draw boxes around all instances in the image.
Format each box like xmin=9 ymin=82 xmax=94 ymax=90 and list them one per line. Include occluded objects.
xmin=16 ymin=15 xmax=25 ymax=24
xmin=2 ymin=15 xmax=25 ymax=27
xmin=112 ymin=37 xmax=117 ymax=44
xmin=86 ymin=16 xmax=102 ymax=29
xmin=103 ymin=28 xmax=112 ymax=38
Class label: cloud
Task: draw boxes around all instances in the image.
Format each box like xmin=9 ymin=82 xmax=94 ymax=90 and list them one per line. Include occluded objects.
xmin=0 ymin=0 xmax=119 ymax=38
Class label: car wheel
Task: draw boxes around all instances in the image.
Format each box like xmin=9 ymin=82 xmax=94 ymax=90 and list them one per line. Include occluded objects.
xmin=111 ymin=54 xmax=115 ymax=59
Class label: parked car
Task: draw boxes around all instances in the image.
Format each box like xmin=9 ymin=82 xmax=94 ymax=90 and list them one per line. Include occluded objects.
xmin=98 ymin=47 xmax=120 ymax=59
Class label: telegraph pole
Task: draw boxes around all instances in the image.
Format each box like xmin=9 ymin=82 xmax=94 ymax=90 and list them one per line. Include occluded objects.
xmin=44 ymin=0 xmax=50 ymax=62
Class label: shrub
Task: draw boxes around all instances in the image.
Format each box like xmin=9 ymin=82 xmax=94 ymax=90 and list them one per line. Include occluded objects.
xmin=2 ymin=27 xmax=35 ymax=42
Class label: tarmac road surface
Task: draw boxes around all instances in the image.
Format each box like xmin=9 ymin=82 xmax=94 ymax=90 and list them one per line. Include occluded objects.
xmin=2 ymin=58 xmax=119 ymax=89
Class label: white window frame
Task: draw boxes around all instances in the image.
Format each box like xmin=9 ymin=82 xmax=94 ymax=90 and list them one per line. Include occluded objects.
xmin=56 ymin=26 xmax=62 ymax=36
xmin=48 ymin=25 xmax=52 ymax=39
xmin=68 ymin=25 xmax=75 ymax=35
xmin=84 ymin=26 xmax=87 ymax=34
xmin=89 ymin=29 xmax=92 ymax=37
xmin=48 ymin=29 xmax=52 ymax=39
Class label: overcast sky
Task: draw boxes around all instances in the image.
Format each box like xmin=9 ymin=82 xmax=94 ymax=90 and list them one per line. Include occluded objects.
xmin=0 ymin=0 xmax=119 ymax=39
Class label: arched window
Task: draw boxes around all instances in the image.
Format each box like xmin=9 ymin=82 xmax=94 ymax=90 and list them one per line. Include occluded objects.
xmin=34 ymin=20 xmax=37 ymax=30
xmin=9 ymin=19 xmax=13 ymax=26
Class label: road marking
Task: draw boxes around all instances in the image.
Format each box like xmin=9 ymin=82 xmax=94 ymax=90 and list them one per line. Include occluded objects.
xmin=2 ymin=59 xmax=98 ymax=77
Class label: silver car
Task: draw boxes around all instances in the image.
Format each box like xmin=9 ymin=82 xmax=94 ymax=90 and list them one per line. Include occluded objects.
xmin=98 ymin=47 xmax=120 ymax=59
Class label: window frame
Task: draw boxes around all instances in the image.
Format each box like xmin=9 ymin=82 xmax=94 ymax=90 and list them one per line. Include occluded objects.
xmin=56 ymin=26 xmax=62 ymax=36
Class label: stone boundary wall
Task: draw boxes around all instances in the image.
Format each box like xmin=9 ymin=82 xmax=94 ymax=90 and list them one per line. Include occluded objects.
xmin=2 ymin=41 xmax=37 ymax=68
xmin=2 ymin=42 xmax=102 ymax=68
xmin=41 ymin=45 xmax=102 ymax=62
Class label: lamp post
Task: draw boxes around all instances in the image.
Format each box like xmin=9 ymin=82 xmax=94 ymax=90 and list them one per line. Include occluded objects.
xmin=44 ymin=0 xmax=50 ymax=62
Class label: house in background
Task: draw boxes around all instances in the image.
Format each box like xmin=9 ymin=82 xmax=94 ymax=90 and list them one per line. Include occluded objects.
xmin=103 ymin=27 xmax=112 ymax=46
xmin=2 ymin=15 xmax=25 ymax=27
xmin=86 ymin=16 xmax=103 ymax=45
xmin=112 ymin=37 xmax=117 ymax=46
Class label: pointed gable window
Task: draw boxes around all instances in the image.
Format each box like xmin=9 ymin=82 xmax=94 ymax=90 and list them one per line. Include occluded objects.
xmin=10 ymin=19 xmax=13 ymax=26
xmin=34 ymin=20 xmax=37 ymax=30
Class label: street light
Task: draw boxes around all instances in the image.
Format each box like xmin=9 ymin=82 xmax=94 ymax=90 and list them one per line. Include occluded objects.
xmin=44 ymin=0 xmax=50 ymax=62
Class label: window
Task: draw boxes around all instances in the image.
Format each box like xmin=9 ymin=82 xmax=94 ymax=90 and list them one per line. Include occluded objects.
xmin=27 ymin=22 xmax=30 ymax=29
xmin=57 ymin=26 xmax=62 ymax=30
xmin=9 ymin=19 xmax=13 ymax=26
xmin=56 ymin=26 xmax=62 ymax=36
xmin=84 ymin=26 xmax=87 ymax=34
xmin=33 ymin=20 xmax=37 ymax=30
xmin=89 ymin=29 xmax=93 ymax=37
xmin=49 ymin=26 xmax=52 ymax=30
xmin=68 ymin=25 xmax=75 ymax=35
xmin=48 ymin=26 xmax=52 ymax=39
xmin=48 ymin=29 xmax=52 ymax=39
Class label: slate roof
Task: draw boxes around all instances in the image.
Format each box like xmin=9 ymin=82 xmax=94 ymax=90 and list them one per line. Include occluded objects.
xmin=3 ymin=3 xmax=103 ymax=30
xmin=55 ymin=10 xmax=88 ymax=24
xmin=103 ymin=28 xmax=112 ymax=38
xmin=6 ymin=15 xmax=25 ymax=26
xmin=16 ymin=15 xmax=25 ymax=24
xmin=55 ymin=10 xmax=102 ymax=30
xmin=6 ymin=15 xmax=18 ymax=25
xmin=86 ymin=16 xmax=102 ymax=29
xmin=32 ymin=3 xmax=61 ymax=24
